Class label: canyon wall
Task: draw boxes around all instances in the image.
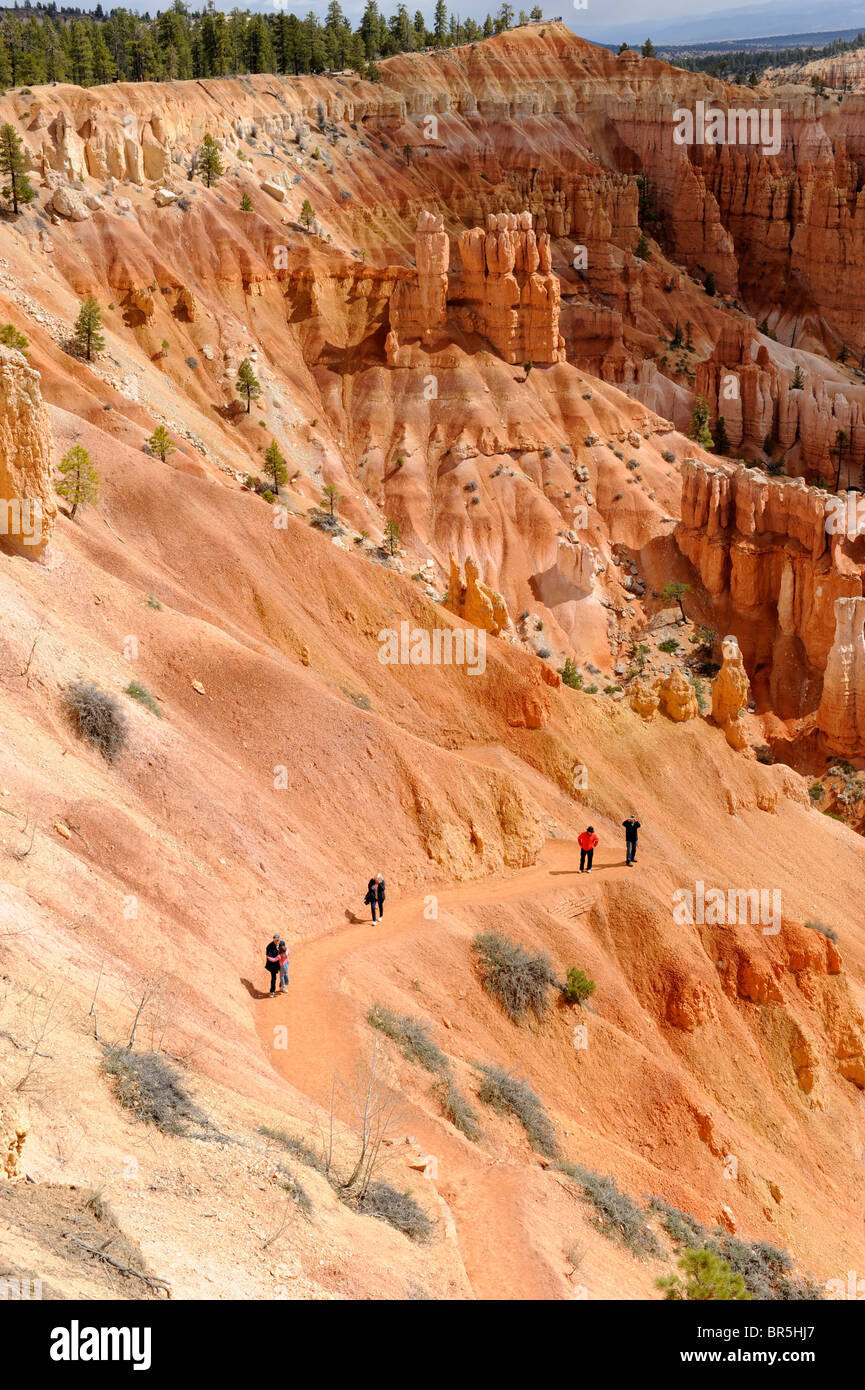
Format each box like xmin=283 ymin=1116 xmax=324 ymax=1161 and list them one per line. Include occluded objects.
xmin=676 ymin=457 xmax=863 ymax=718
xmin=452 ymin=211 xmax=565 ymax=365
xmin=0 ymin=347 xmax=56 ymax=560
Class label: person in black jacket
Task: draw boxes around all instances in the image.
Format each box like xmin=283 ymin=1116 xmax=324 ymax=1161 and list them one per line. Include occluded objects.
xmin=364 ymin=878 xmax=379 ymax=922
xmin=623 ymin=814 xmax=641 ymax=865
xmin=375 ymin=874 xmax=386 ymax=919
xmin=265 ymin=934 xmax=281 ymax=997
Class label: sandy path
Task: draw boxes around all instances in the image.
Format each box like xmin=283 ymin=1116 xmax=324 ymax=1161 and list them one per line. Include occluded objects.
xmin=255 ymin=838 xmax=632 ymax=1298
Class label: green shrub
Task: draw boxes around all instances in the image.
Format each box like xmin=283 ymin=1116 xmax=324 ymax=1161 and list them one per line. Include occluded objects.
xmin=472 ymin=932 xmax=557 ymax=1023
xmin=658 ymin=638 xmax=679 ymax=654
xmin=563 ymin=968 xmax=596 ymax=1004
xmin=558 ymin=657 xmax=583 ymax=690
xmin=477 ymin=1062 xmax=557 ymax=1156
xmin=124 ymin=681 xmax=163 ymax=718
xmin=657 ymin=1247 xmax=750 ymax=1300
xmin=64 ymin=681 xmax=128 ymax=761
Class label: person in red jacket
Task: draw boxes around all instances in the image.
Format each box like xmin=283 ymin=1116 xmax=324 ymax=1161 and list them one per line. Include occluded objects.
xmin=578 ymin=826 xmax=598 ymax=873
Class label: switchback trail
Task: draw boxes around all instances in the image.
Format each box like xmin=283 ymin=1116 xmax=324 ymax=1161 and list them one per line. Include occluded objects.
xmin=254 ymin=838 xmax=633 ymax=1298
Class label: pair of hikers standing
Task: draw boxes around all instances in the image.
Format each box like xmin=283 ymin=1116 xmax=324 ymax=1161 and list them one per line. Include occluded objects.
xmin=264 ymin=934 xmax=290 ymax=998
xmin=364 ymin=874 xmax=386 ymax=922
xmin=578 ymin=815 xmax=641 ymax=872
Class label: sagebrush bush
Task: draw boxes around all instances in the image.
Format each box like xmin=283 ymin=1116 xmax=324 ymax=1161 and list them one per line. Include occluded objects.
xmin=368 ymin=1004 xmax=448 ymax=1074
xmin=64 ymin=681 xmax=128 ymax=761
xmin=257 ymin=1125 xmax=327 ymax=1173
xmin=472 ymin=932 xmax=558 ymax=1023
xmin=102 ymin=1046 xmax=208 ymax=1136
xmin=433 ymin=1076 xmax=482 ymax=1142
xmin=353 ymin=1182 xmax=434 ymax=1242
xmin=805 ymin=918 xmax=838 ymax=944
xmin=477 ymin=1062 xmax=557 ymax=1156
xmin=563 ymin=1164 xmax=662 ymax=1259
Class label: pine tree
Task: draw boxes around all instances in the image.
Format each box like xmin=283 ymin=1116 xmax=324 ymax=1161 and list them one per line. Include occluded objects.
xmin=235 ymin=358 xmax=261 ymax=413
xmin=70 ymin=21 xmax=94 ymax=85
xmin=73 ymin=296 xmax=105 ymax=362
xmin=0 ymin=123 xmax=34 ymax=215
xmin=384 ymin=516 xmax=401 ymax=555
xmin=671 ymin=320 xmax=683 ymax=349
xmin=791 ymin=365 xmax=805 ymax=390
xmin=704 ymin=271 xmax=716 ymax=296
xmin=264 ymin=439 xmax=287 ymax=493
xmin=321 ymin=482 xmax=341 ymax=515
xmin=240 ymin=191 xmax=253 ymax=212
xmin=147 ymin=425 xmax=176 ymax=462
xmin=714 ymin=415 xmax=730 ymax=455
xmin=300 ymin=197 xmax=315 ymax=229
xmin=634 ymin=231 xmax=650 ymax=260
xmin=689 ymin=395 xmax=714 ymax=450
xmin=198 ymin=133 xmax=223 ymax=188
xmin=56 ymin=445 xmax=99 ymax=520
xmin=641 ymin=37 xmax=655 ymax=57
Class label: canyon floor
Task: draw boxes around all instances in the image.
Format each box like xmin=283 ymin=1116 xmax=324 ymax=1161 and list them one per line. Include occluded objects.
xmin=1 ymin=22 xmax=865 ymax=1301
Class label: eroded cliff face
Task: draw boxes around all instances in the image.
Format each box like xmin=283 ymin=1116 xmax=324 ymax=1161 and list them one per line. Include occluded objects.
xmin=0 ymin=347 xmax=56 ymax=560
xmin=676 ymin=457 xmax=865 ymax=722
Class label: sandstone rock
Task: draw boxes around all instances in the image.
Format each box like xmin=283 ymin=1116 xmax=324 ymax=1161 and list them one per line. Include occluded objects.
xmin=0 ymin=346 xmax=56 ymax=559
xmin=0 ymin=1080 xmax=26 ymax=1180
xmin=261 ymin=179 xmax=286 ymax=202
xmin=155 ymin=187 xmax=178 ymax=207
xmin=390 ymin=210 xmax=449 ymax=342
xmin=445 ymin=555 xmax=508 ymax=636
xmin=453 ymin=210 xmax=565 ymax=365
xmin=817 ymin=598 xmax=865 ymax=753
xmin=628 ymin=677 xmax=660 ymax=719
xmin=658 ymin=668 xmax=699 ymax=722
xmin=711 ymin=635 xmax=752 ymax=750
xmin=51 ymin=185 xmax=91 ymax=221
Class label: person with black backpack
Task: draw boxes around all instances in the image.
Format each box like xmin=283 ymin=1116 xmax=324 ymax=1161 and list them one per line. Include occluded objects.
xmin=364 ymin=878 xmax=379 ymax=922
xmin=375 ymin=874 xmax=386 ymax=919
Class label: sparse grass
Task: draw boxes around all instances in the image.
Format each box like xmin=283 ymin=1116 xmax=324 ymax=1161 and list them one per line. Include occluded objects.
xmin=432 ymin=1076 xmax=482 ymax=1142
xmin=257 ymin=1125 xmax=327 ymax=1173
xmin=275 ymin=1168 xmax=313 ymax=1217
xmin=367 ymin=1004 xmax=448 ymax=1074
xmin=472 ymin=932 xmax=558 ymax=1024
xmin=477 ymin=1062 xmax=557 ymax=1156
xmin=102 ymin=1046 xmax=209 ymax=1136
xmin=804 ymin=918 xmax=838 ymax=944
xmin=83 ymin=1187 xmax=117 ymax=1225
xmin=561 ymin=1164 xmax=662 ymax=1259
xmin=352 ymin=1182 xmax=434 ymax=1242
xmin=124 ymin=681 xmax=163 ymax=718
xmin=64 ymin=681 xmax=128 ymax=761
xmin=146 ymin=594 xmax=163 ymax=610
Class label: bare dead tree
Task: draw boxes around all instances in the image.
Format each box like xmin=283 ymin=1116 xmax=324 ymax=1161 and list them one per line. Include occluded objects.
xmin=338 ymin=1042 xmax=403 ymax=1199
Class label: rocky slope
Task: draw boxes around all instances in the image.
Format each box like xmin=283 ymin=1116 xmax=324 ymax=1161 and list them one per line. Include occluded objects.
xmin=1 ymin=23 xmax=865 ymax=1300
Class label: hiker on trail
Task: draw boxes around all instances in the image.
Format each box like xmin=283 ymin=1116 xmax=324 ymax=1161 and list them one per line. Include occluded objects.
xmin=375 ymin=874 xmax=386 ymax=919
xmin=265 ymin=934 xmax=281 ymax=998
xmin=364 ymin=877 xmax=379 ymax=922
xmin=578 ymin=826 xmax=598 ymax=874
xmin=623 ymin=814 xmax=641 ymax=866
xmin=278 ymin=939 xmax=290 ymax=991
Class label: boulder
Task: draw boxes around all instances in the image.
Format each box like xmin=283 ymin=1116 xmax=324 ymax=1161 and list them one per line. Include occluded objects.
xmin=50 ymin=185 xmax=91 ymax=221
